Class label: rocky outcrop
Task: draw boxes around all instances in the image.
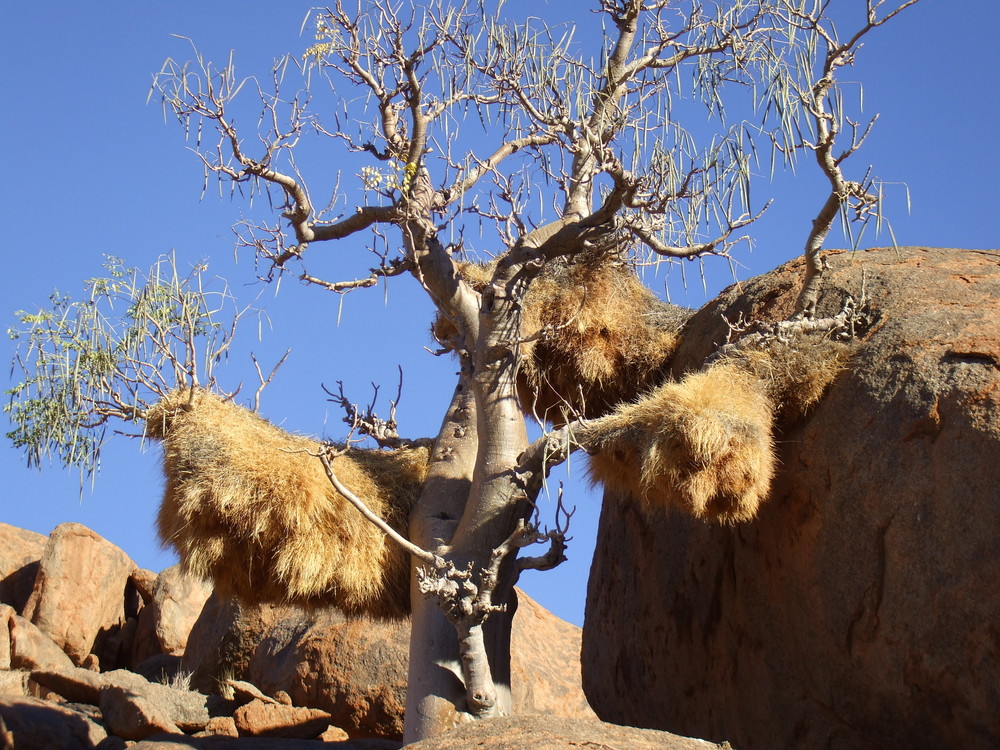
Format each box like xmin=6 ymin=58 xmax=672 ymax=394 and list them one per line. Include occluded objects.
xmin=0 ymin=524 xmax=46 ymax=613
xmin=405 ymin=714 xmax=727 ymax=750
xmin=186 ymin=589 xmax=594 ymax=740
xmin=243 ymin=608 xmax=408 ymax=739
xmin=21 ymin=523 xmax=136 ymax=666
xmin=7 ymin=609 xmax=76 ymax=673
xmin=133 ymin=565 xmax=213 ymax=668
xmin=0 ymin=695 xmax=108 ymax=749
xmin=583 ymin=247 xmax=1000 ymax=750
xmin=129 ymin=737 xmax=400 ymax=749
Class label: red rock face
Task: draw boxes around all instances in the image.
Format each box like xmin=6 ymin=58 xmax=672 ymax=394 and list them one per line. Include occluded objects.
xmin=583 ymin=247 xmax=1000 ymax=750
xmin=185 ymin=589 xmax=593 ymax=740
xmin=0 ymin=523 xmax=46 ymax=613
xmin=21 ymin=523 xmax=136 ymax=666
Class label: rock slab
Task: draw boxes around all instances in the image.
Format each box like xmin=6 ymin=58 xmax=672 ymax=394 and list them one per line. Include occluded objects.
xmin=0 ymin=695 xmax=107 ymax=749
xmin=21 ymin=522 xmax=135 ymax=665
xmin=186 ymin=589 xmax=592 ymax=740
xmin=405 ymin=714 xmax=728 ymax=750
xmin=0 ymin=524 xmax=46 ymax=613
xmin=583 ymin=247 xmax=1000 ymax=750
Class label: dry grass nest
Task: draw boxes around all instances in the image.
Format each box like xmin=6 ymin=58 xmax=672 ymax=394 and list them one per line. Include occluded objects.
xmin=146 ymin=388 xmax=428 ymax=618
xmin=587 ymin=365 xmax=775 ymax=524
xmin=434 ymin=253 xmax=692 ymax=425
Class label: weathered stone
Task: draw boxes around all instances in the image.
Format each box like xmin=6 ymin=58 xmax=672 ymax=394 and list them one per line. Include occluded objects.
xmin=0 ymin=524 xmax=46 ymax=612
xmin=29 ymin=666 xmax=104 ymax=703
xmin=156 ymin=566 xmax=214 ymax=654
xmin=183 ymin=592 xmax=294 ymax=694
xmin=0 ymin=694 xmax=107 ymax=749
xmin=8 ymin=613 xmax=75 ymax=672
xmin=134 ymin=565 xmax=212 ymax=668
xmin=100 ymin=616 xmax=137 ymax=671
xmin=128 ymin=735 xmax=400 ymax=749
xmin=245 ymin=608 xmax=407 ymax=739
xmin=200 ymin=715 xmax=239 ymax=737
xmin=584 ymin=247 xmax=1000 ymax=750
xmin=101 ymin=683 xmax=182 ymax=740
xmin=0 ymin=670 xmax=29 ymax=697
xmin=318 ymin=724 xmax=349 ymax=742
xmin=186 ymin=589 xmax=590 ymax=740
xmin=31 ymin=665 xmax=214 ymax=732
xmin=405 ymin=715 xmax=726 ymax=750
xmin=21 ymin=523 xmax=135 ymax=665
xmin=102 ymin=669 xmax=210 ymax=731
xmin=0 ymin=605 xmax=11 ymax=671
xmin=233 ymin=698 xmax=335 ymax=739
xmin=227 ymin=679 xmax=278 ymax=705
xmin=510 ymin=592 xmax=594 ymax=720
xmin=131 ymin=568 xmax=158 ymax=606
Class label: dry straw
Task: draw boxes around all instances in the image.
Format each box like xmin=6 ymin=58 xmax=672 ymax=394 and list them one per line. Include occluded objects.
xmin=146 ymin=389 xmax=427 ymax=618
xmin=588 ymin=365 xmax=775 ymax=524
xmin=437 ymin=252 xmax=692 ymax=424
xmin=718 ymin=337 xmax=854 ymax=424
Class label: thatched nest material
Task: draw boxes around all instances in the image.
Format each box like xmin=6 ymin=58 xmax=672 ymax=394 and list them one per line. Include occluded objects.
xmin=718 ymin=337 xmax=854 ymax=424
xmin=587 ymin=365 xmax=775 ymax=524
xmin=436 ymin=254 xmax=692 ymax=425
xmin=146 ymin=389 xmax=427 ymax=618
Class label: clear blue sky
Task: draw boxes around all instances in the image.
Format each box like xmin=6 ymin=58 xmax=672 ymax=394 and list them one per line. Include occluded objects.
xmin=2 ymin=1 xmax=997 ymax=628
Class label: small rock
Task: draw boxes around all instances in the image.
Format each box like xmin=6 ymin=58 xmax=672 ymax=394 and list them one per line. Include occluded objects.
xmin=8 ymin=614 xmax=75 ymax=672
xmin=155 ymin=565 xmax=214 ymax=656
xmin=0 ymin=669 xmax=29 ymax=696
xmin=82 ymin=653 xmax=101 ymax=672
xmin=102 ymin=669 xmax=210 ymax=731
xmin=200 ymin=715 xmax=239 ymax=737
xmin=132 ymin=565 xmax=212 ymax=668
xmin=318 ymin=724 xmax=350 ymax=742
xmin=233 ymin=698 xmax=335 ymax=739
xmin=227 ymin=679 xmax=278 ymax=705
xmin=100 ymin=683 xmax=182 ymax=740
xmin=0 ymin=694 xmax=108 ymax=749
xmin=274 ymin=690 xmax=293 ymax=706
xmin=130 ymin=568 xmax=158 ymax=606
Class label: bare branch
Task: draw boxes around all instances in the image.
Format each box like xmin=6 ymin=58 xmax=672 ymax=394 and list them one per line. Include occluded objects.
xmin=317 ymin=447 xmax=438 ymax=564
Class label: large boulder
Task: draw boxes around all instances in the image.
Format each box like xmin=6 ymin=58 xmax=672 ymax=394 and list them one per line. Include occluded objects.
xmin=132 ymin=565 xmax=213 ymax=668
xmin=404 ymin=714 xmax=727 ymax=750
xmin=583 ymin=247 xmax=1000 ymax=750
xmin=0 ymin=695 xmax=108 ymax=749
xmin=21 ymin=523 xmax=136 ymax=666
xmin=185 ymin=589 xmax=593 ymax=740
xmin=0 ymin=523 xmax=46 ymax=612
xmin=183 ymin=593 xmax=292 ymax=692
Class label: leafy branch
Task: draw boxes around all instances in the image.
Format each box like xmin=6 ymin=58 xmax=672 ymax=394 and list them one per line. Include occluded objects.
xmin=6 ymin=255 xmax=256 ymax=479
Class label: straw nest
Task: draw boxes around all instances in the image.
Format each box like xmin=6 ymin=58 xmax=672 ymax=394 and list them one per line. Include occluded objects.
xmin=435 ymin=253 xmax=692 ymax=425
xmin=717 ymin=336 xmax=854 ymax=425
xmin=145 ymin=388 xmax=428 ymax=618
xmin=587 ymin=365 xmax=775 ymax=524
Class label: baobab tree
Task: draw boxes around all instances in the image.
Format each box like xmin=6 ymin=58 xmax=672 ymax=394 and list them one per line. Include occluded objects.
xmin=7 ymin=0 xmax=920 ymax=741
